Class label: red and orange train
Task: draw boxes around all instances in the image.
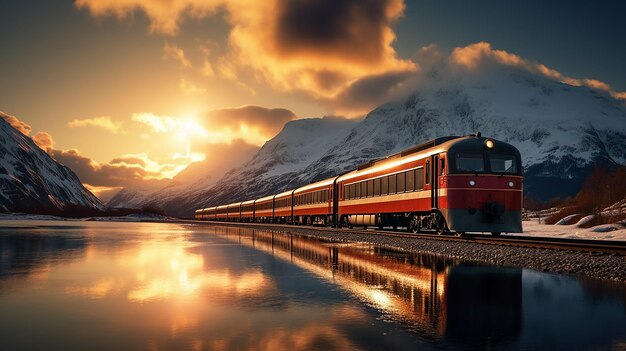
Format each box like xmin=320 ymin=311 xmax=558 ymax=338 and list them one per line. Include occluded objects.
xmin=195 ymin=134 xmax=523 ymax=235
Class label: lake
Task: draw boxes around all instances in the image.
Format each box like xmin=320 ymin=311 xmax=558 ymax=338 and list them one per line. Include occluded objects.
xmin=1 ymin=221 xmax=625 ymax=350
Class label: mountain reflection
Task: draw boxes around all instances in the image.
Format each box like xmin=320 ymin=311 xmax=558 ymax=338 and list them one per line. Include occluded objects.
xmin=211 ymin=227 xmax=523 ymax=346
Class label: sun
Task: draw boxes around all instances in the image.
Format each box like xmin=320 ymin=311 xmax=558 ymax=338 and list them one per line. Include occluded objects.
xmin=175 ymin=116 xmax=208 ymax=141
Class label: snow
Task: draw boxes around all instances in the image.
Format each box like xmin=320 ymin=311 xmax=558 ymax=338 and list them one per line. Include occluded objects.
xmin=0 ymin=114 xmax=104 ymax=213
xmin=519 ymin=218 xmax=626 ymax=241
xmin=555 ymin=214 xmax=582 ymax=225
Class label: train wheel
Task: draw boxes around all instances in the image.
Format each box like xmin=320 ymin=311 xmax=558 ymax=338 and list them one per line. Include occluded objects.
xmin=408 ymin=215 xmax=419 ymax=233
xmin=491 ymin=231 xmax=501 ymax=237
xmin=340 ymin=216 xmax=347 ymax=228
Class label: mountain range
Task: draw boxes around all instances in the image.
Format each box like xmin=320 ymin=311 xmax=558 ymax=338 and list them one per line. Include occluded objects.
xmin=0 ymin=114 xmax=104 ymax=215
xmin=110 ymin=65 xmax=626 ymax=217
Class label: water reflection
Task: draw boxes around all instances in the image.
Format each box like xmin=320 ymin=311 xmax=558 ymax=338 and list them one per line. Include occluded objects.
xmin=209 ymin=226 xmax=626 ymax=350
xmin=0 ymin=222 xmax=625 ymax=350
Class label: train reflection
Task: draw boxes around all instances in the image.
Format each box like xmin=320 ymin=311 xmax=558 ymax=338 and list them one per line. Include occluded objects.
xmin=211 ymin=226 xmax=522 ymax=346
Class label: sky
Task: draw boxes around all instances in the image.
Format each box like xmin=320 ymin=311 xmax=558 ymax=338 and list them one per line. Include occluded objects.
xmin=1 ymin=0 xmax=625 ymax=200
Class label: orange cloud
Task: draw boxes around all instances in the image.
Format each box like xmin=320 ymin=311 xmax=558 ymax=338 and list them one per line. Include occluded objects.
xmin=49 ymin=148 xmax=178 ymax=187
xmin=68 ymin=116 xmax=125 ymax=133
xmin=163 ymin=43 xmax=192 ymax=68
xmin=180 ymin=77 xmax=206 ymax=95
xmin=32 ymin=132 xmax=54 ymax=152
xmin=203 ymin=105 xmax=296 ymax=145
xmin=226 ymin=0 xmax=416 ymax=98
xmin=76 ymin=0 xmax=416 ymax=103
xmin=449 ymin=42 xmax=626 ymax=101
xmin=74 ymin=0 xmax=223 ymax=35
xmin=1 ymin=111 xmax=32 ymax=135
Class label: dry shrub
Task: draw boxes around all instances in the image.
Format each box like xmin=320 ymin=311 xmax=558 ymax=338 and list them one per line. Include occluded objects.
xmin=545 ymin=165 xmax=626 ymax=226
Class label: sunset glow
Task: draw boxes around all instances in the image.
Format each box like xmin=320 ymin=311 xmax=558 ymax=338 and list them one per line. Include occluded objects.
xmin=1 ymin=1 xmax=625 ymax=203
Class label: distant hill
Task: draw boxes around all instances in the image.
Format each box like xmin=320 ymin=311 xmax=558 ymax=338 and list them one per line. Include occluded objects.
xmin=0 ymin=113 xmax=105 ymax=215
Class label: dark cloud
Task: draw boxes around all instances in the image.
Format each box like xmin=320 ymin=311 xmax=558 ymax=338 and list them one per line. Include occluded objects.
xmin=327 ymin=69 xmax=416 ymax=115
xmin=275 ymin=0 xmax=403 ymax=64
xmin=205 ymin=105 xmax=296 ymax=137
xmin=50 ymin=149 xmax=162 ymax=187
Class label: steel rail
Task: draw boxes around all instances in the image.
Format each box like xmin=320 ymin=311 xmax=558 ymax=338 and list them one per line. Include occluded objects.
xmin=176 ymin=219 xmax=626 ymax=255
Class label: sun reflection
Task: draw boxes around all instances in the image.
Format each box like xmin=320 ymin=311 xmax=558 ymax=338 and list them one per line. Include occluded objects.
xmin=63 ymin=240 xmax=273 ymax=304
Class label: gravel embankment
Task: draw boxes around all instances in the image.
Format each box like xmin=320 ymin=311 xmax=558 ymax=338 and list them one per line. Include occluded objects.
xmin=193 ymin=221 xmax=626 ymax=282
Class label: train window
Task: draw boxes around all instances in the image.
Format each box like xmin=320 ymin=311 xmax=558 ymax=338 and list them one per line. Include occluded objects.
xmin=381 ymin=176 xmax=388 ymax=196
xmin=425 ymin=161 xmax=430 ymax=184
xmin=354 ymin=182 xmax=360 ymax=198
xmin=456 ymin=154 xmax=484 ymax=172
xmin=440 ymin=158 xmax=446 ymax=175
xmin=397 ymin=172 xmax=405 ymax=193
xmin=489 ymin=154 xmax=518 ymax=174
xmin=367 ymin=179 xmax=374 ymax=197
xmin=343 ymin=186 xmax=348 ymax=200
xmin=406 ymin=170 xmax=415 ymax=192
xmin=374 ymin=178 xmax=381 ymax=196
xmin=362 ymin=182 xmax=367 ymax=198
xmin=389 ymin=174 xmax=396 ymax=194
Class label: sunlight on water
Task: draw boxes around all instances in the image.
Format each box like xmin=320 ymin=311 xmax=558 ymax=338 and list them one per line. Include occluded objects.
xmin=1 ymin=221 xmax=625 ymax=350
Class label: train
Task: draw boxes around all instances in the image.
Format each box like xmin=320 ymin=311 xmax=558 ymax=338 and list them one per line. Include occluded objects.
xmin=195 ymin=134 xmax=523 ymax=235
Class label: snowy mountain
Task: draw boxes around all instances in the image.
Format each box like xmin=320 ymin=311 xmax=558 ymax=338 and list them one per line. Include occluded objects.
xmin=132 ymin=116 xmax=358 ymax=216
xmin=113 ymin=65 xmax=626 ymax=217
xmin=0 ymin=114 xmax=105 ymax=215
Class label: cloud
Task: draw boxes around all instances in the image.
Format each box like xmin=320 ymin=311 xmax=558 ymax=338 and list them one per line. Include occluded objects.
xmin=48 ymin=148 xmax=181 ymax=187
xmin=324 ymin=70 xmax=416 ymax=116
xmin=203 ymin=105 xmax=296 ymax=144
xmin=74 ymin=0 xmax=222 ymax=35
xmin=68 ymin=116 xmax=125 ymax=133
xmin=76 ymin=0 xmax=416 ymax=101
xmin=180 ymin=77 xmax=206 ymax=95
xmin=131 ymin=112 xmax=179 ymax=133
xmin=448 ymin=42 xmax=626 ymax=101
xmin=226 ymin=0 xmax=416 ymax=98
xmin=1 ymin=111 xmax=32 ymax=135
xmin=163 ymin=43 xmax=192 ymax=68
xmin=32 ymin=132 xmax=54 ymax=152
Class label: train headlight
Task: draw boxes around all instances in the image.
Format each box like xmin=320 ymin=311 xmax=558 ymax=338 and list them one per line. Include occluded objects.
xmin=469 ymin=180 xmax=476 ymax=187
xmin=508 ymin=181 xmax=514 ymax=188
xmin=485 ymin=139 xmax=495 ymax=149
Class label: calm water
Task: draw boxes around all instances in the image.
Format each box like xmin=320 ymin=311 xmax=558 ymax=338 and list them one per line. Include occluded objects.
xmin=0 ymin=221 xmax=625 ymax=350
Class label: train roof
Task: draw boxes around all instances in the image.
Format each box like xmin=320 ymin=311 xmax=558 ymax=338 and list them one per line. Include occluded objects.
xmin=241 ymin=199 xmax=255 ymax=206
xmin=274 ymin=189 xmax=294 ymax=199
xmin=337 ymin=135 xmax=519 ymax=182
xmin=256 ymin=194 xmax=274 ymax=203
xmin=294 ymin=176 xmax=335 ymax=194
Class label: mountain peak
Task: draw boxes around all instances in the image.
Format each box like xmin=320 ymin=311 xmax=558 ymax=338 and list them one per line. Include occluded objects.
xmin=0 ymin=115 xmax=104 ymax=215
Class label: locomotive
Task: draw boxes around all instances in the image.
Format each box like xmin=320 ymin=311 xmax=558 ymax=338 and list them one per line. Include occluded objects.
xmin=195 ymin=134 xmax=523 ymax=235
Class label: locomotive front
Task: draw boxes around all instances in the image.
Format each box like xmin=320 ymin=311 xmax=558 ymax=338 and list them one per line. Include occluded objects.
xmin=440 ymin=137 xmax=523 ymax=235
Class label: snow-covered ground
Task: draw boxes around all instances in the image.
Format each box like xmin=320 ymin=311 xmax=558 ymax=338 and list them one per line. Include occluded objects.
xmin=518 ymin=218 xmax=626 ymax=241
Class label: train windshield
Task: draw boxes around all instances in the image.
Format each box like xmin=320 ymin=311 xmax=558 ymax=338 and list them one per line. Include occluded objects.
xmin=489 ymin=154 xmax=518 ymax=174
xmin=455 ymin=154 xmax=484 ymax=172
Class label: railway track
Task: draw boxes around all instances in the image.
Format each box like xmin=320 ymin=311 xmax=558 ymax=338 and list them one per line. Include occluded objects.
xmin=174 ymin=220 xmax=626 ymax=255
